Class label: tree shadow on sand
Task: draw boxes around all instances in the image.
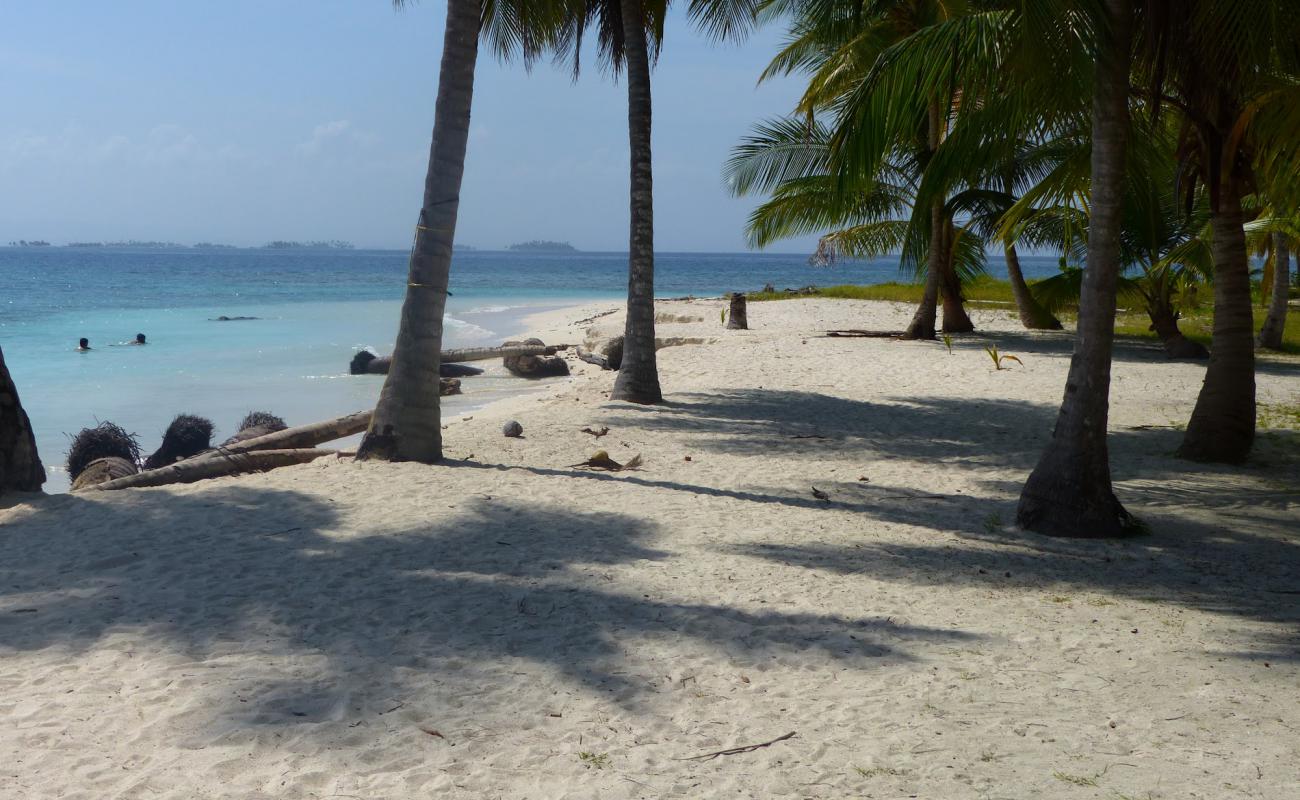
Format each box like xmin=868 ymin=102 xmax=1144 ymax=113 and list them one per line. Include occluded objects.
xmin=0 ymin=487 xmax=976 ymax=733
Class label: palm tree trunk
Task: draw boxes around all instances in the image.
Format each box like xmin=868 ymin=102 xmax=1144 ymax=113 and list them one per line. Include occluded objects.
xmin=939 ymin=216 xmax=974 ymax=333
xmin=1016 ymin=0 xmax=1136 ymax=538
xmin=901 ymin=100 xmax=950 ymax=341
xmin=1178 ymin=178 xmax=1256 ymax=462
xmin=1258 ymin=233 xmax=1290 ymax=349
xmin=1 ymin=346 xmax=45 ymax=494
xmin=900 ymin=199 xmax=943 ymax=340
xmin=1005 ymin=244 xmax=1062 ymax=329
xmin=609 ymin=0 xmax=662 ymax=404
xmin=357 ymin=0 xmax=480 ymax=463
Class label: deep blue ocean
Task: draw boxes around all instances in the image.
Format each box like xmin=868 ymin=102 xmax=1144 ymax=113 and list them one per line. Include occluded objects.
xmin=1 ymin=246 xmax=1062 ymax=491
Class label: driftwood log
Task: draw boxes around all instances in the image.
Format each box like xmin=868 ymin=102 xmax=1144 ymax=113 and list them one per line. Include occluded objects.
xmin=575 ymin=336 xmax=624 ymax=370
xmin=502 ymin=338 xmax=570 ymax=378
xmin=726 ymin=292 xmax=748 ymax=330
xmin=217 ymin=411 xmax=371 ymax=454
xmin=441 ymin=377 xmax=462 ymax=396
xmin=70 ymin=457 xmax=137 ymax=491
xmin=0 ymin=345 xmax=45 ymax=493
xmin=90 ymin=449 xmax=337 ymax=491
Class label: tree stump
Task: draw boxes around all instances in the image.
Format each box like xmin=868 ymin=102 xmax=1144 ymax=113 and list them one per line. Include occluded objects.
xmin=726 ymin=292 xmax=748 ymax=330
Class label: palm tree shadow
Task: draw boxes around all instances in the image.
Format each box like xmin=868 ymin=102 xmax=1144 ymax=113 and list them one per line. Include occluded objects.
xmin=1 ymin=486 xmax=977 ymax=738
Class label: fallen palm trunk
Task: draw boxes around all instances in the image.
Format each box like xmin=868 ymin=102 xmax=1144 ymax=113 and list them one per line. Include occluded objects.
xmin=445 ymin=343 xmax=567 ymax=363
xmin=90 ymin=449 xmax=337 ymax=491
xmin=216 ymin=411 xmax=372 ymax=454
xmin=350 ymin=351 xmax=484 ymax=377
xmin=575 ymin=345 xmax=614 ymax=369
xmin=825 ymin=330 xmax=903 ymax=338
xmin=70 ymin=456 xmax=137 ymax=492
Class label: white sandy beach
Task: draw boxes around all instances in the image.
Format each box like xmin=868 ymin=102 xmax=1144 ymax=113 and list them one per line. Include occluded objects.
xmin=2 ymin=297 xmax=1298 ymax=799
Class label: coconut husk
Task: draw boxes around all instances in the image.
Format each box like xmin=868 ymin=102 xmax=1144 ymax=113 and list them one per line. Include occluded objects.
xmin=66 ymin=422 xmax=141 ymax=480
xmin=568 ymin=450 xmax=643 ymax=471
xmin=70 ymin=456 xmax=138 ymax=491
xmin=144 ymin=414 xmax=215 ymax=469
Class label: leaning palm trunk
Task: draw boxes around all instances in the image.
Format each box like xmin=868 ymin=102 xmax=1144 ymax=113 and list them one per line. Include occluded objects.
xmin=901 ymin=199 xmax=944 ymax=339
xmin=1 ymin=346 xmax=45 ymax=494
xmin=1017 ymin=0 xmax=1136 ymax=538
xmin=1005 ymin=244 xmax=1062 ymax=330
xmin=609 ymin=0 xmax=662 ymax=404
xmin=1258 ymin=233 xmax=1290 ymax=350
xmin=1178 ymin=179 xmax=1256 ymax=462
xmin=1146 ymin=291 xmax=1208 ymax=359
xmin=939 ymin=217 xmax=974 ymax=333
xmin=902 ymin=102 xmax=949 ymax=341
xmin=357 ymin=0 xmax=481 ymax=462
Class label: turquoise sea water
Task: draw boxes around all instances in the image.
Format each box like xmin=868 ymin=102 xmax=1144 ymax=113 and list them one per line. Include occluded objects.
xmin=1 ymin=246 xmax=1061 ymax=492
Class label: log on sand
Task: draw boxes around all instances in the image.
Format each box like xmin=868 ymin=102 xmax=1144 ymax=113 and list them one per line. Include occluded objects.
xmin=444 ymin=343 xmax=567 ymax=362
xmin=90 ymin=449 xmax=337 ymax=491
xmin=219 ymin=411 xmax=372 ymax=454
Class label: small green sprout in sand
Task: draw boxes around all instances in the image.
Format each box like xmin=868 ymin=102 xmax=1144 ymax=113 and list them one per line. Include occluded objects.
xmin=578 ymin=751 xmax=611 ymax=769
xmin=986 ymin=345 xmax=1023 ymax=370
xmin=721 ymin=308 xmax=728 ymax=324
xmin=942 ymin=333 xmax=954 ymax=354
xmin=982 ymin=512 xmax=1002 ymax=533
xmin=1053 ymin=770 xmax=1100 ymax=787
xmin=854 ymin=765 xmax=903 ymax=778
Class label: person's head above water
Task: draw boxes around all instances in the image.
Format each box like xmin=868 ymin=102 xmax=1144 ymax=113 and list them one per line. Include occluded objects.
xmin=134 ymin=333 xmax=146 ymax=344
xmin=78 ymin=337 xmax=90 ymax=350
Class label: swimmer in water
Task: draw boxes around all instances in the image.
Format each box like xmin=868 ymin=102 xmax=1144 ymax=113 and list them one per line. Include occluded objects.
xmin=76 ymin=337 xmax=91 ymax=351
xmin=110 ymin=333 xmax=147 ymax=347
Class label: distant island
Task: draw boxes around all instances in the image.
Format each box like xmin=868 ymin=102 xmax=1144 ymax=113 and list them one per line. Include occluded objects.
xmin=193 ymin=242 xmax=238 ymax=250
xmin=263 ymin=240 xmax=355 ymax=250
xmin=61 ymin=240 xmax=183 ymax=249
xmin=8 ymin=240 xmax=51 ymax=247
xmin=507 ymin=240 xmax=577 ymax=252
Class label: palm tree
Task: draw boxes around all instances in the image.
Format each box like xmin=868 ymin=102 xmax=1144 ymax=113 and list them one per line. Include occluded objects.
xmin=1016 ymin=0 xmax=1139 ymax=537
xmin=360 ymin=0 xmax=559 ymax=461
xmin=611 ymin=0 xmax=665 ymax=403
xmin=549 ymin=0 xmax=756 ymax=404
xmin=1 ymin=346 xmax=45 ymax=494
xmin=1140 ymin=1 xmax=1300 ymax=463
xmin=734 ymin=0 xmax=993 ymax=338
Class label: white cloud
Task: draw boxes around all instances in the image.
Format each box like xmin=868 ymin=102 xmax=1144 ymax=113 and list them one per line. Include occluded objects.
xmin=295 ymin=119 xmax=377 ymax=157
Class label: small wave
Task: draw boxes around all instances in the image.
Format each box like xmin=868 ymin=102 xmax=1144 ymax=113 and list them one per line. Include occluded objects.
xmin=444 ymin=315 xmax=494 ymax=340
xmin=463 ymin=304 xmax=516 ymax=314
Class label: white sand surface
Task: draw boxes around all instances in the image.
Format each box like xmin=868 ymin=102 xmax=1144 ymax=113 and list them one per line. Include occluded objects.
xmin=3 ymin=298 xmax=1298 ymax=799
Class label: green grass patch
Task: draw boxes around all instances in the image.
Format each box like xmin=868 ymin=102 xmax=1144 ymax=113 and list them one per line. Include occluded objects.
xmin=751 ymin=279 xmax=1300 ymax=354
xmin=747 ymin=276 xmax=1021 ymax=306
xmin=1259 ymin=403 xmax=1300 ymax=429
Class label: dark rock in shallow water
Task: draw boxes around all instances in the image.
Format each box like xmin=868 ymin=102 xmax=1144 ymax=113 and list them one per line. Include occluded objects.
xmin=502 ymin=338 xmax=570 ymax=379
xmin=210 ymin=315 xmax=259 ymax=321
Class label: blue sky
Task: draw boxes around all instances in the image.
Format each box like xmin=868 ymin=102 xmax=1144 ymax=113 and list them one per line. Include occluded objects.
xmin=0 ymin=1 xmax=821 ymax=253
